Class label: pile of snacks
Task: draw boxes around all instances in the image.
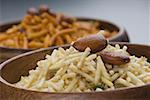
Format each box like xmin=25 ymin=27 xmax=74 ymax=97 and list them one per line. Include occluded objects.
xmin=16 ymin=44 xmax=150 ymax=92
xmin=0 ymin=5 xmax=117 ymax=49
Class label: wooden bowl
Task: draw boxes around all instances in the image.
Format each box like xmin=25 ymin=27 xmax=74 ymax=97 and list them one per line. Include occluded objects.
xmin=0 ymin=42 xmax=149 ymax=100
xmin=0 ymin=18 xmax=129 ymax=63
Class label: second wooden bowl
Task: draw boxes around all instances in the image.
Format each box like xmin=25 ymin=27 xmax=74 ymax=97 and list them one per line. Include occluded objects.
xmin=0 ymin=18 xmax=129 ymax=63
xmin=0 ymin=42 xmax=149 ymax=100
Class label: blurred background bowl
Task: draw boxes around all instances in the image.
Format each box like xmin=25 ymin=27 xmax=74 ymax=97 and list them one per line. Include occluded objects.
xmin=0 ymin=18 xmax=129 ymax=63
xmin=0 ymin=42 xmax=149 ymax=100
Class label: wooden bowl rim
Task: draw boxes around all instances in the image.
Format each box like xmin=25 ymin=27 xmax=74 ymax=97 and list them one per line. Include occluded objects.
xmin=0 ymin=17 xmax=128 ymax=51
xmin=0 ymin=42 xmax=150 ymax=94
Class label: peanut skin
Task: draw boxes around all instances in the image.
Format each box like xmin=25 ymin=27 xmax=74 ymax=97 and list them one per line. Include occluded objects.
xmin=27 ymin=7 xmax=39 ymax=15
xmin=73 ymin=34 xmax=108 ymax=53
xmin=98 ymin=51 xmax=130 ymax=65
xmin=39 ymin=5 xmax=49 ymax=13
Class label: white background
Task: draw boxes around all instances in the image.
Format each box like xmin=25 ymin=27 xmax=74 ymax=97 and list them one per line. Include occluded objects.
xmin=1 ymin=0 xmax=150 ymax=44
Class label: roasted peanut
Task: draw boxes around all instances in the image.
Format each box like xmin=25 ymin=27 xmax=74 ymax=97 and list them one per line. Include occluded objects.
xmin=73 ymin=34 xmax=107 ymax=53
xmin=98 ymin=51 xmax=130 ymax=65
xmin=39 ymin=5 xmax=56 ymax=17
xmin=60 ymin=15 xmax=75 ymax=24
xmin=39 ymin=5 xmax=49 ymax=13
xmin=27 ymin=7 xmax=39 ymax=15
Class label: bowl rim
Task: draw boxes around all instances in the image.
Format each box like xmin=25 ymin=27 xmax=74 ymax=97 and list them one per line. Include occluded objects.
xmin=0 ymin=17 xmax=128 ymax=51
xmin=0 ymin=42 xmax=150 ymax=94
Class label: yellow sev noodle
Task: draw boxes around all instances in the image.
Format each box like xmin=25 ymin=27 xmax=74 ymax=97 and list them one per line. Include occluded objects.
xmin=0 ymin=11 xmax=118 ymax=49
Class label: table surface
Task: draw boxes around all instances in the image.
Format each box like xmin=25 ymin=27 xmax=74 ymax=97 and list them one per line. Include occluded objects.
xmin=0 ymin=0 xmax=150 ymax=44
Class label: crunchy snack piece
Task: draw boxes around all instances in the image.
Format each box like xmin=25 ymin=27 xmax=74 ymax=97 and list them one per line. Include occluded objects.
xmin=98 ymin=51 xmax=130 ymax=65
xmin=73 ymin=34 xmax=107 ymax=53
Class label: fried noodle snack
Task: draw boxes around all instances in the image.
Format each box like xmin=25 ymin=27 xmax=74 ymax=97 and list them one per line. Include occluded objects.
xmin=16 ymin=44 xmax=150 ymax=92
xmin=0 ymin=5 xmax=117 ymax=49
